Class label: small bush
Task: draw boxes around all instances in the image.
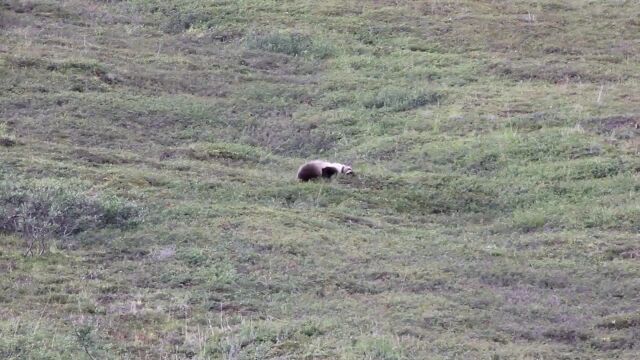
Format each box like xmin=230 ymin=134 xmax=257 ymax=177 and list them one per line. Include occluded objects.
xmin=0 ymin=123 xmax=16 ymax=147
xmin=162 ymin=10 xmax=207 ymax=34
xmin=391 ymin=175 xmax=499 ymax=214
xmin=255 ymin=183 xmax=358 ymax=208
xmin=245 ymin=31 xmax=335 ymax=59
xmin=6 ymin=55 xmax=47 ymax=69
xmin=0 ymin=180 xmax=141 ymax=254
xmin=177 ymin=248 xmax=209 ymax=267
xmin=362 ymin=87 xmax=444 ymax=112
xmin=46 ymin=59 xmax=106 ymax=74
xmin=354 ymin=336 xmax=403 ymax=360
xmin=186 ymin=142 xmax=266 ymax=162
xmin=505 ymin=131 xmax=602 ymax=162
xmin=511 ymin=209 xmax=549 ymax=232
xmin=488 ymin=60 xmax=620 ymax=83
xmin=598 ymin=312 xmax=640 ymax=330
xmin=238 ymin=118 xmax=339 ymax=157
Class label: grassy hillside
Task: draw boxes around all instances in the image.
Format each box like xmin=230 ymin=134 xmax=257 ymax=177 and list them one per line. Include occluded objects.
xmin=1 ymin=0 xmax=639 ymax=358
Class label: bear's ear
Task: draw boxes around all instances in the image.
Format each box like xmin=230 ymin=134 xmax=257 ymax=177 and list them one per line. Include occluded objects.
xmin=321 ymin=166 xmax=338 ymax=178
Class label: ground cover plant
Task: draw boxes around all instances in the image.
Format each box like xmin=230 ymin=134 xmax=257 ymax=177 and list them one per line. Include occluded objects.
xmin=1 ymin=0 xmax=639 ymax=358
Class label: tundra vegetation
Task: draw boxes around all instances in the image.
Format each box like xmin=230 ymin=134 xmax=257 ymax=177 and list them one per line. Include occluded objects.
xmin=1 ymin=0 xmax=639 ymax=359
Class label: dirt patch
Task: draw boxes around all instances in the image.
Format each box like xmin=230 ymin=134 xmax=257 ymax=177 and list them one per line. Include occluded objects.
xmin=581 ymin=115 xmax=640 ymax=139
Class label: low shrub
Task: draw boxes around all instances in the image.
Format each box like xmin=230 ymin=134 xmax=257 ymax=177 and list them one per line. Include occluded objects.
xmin=0 ymin=180 xmax=141 ymax=254
xmin=185 ymin=142 xmax=266 ymax=162
xmin=245 ymin=31 xmax=335 ymax=59
xmin=362 ymin=87 xmax=444 ymax=112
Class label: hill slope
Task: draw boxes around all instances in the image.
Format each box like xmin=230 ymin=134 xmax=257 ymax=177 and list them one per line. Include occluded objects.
xmin=1 ymin=0 xmax=639 ymax=358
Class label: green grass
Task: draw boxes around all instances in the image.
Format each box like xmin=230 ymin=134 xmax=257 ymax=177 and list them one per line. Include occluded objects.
xmin=1 ymin=0 xmax=640 ymax=358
